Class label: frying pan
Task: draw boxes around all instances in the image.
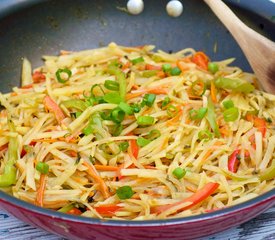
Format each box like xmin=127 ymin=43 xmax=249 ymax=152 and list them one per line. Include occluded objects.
xmin=0 ymin=0 xmax=274 ymax=239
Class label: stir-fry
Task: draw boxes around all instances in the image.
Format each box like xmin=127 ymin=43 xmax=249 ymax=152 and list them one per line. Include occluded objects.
xmin=0 ymin=43 xmax=274 ymax=220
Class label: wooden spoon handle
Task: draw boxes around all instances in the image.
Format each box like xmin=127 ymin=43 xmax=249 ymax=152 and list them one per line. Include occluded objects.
xmin=203 ymin=0 xmax=274 ymax=47
xmin=204 ymin=0 xmax=275 ymax=93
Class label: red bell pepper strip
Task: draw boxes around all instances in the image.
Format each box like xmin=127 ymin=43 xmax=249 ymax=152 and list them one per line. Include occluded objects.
xmin=228 ymin=149 xmax=240 ymax=173
xmin=191 ymin=52 xmax=209 ymax=70
xmin=67 ymin=207 xmax=82 ymax=215
xmin=151 ymin=182 xmax=219 ymax=214
xmin=32 ymin=71 xmax=46 ymax=83
xmin=94 ymin=204 xmax=122 ymax=217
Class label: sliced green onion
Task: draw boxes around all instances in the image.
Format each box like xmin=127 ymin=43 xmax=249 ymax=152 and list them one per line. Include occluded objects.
xmin=137 ymin=116 xmax=155 ymax=126
xmin=75 ymin=112 xmax=82 ymax=118
xmin=82 ymin=125 xmax=93 ymax=136
xmin=90 ymin=84 xmax=105 ymax=98
xmin=167 ymin=105 xmax=178 ymax=118
xmin=208 ymin=62 xmax=219 ymax=74
xmin=112 ymin=124 xmax=123 ymax=136
xmin=147 ymin=129 xmax=161 ymax=140
xmin=142 ymin=94 xmax=156 ymax=107
xmin=172 ymin=167 xmax=186 ymax=179
xmin=104 ymin=80 xmax=119 ymax=91
xmin=62 ymin=99 xmax=87 ymax=112
xmin=119 ymin=102 xmax=133 ymax=115
xmin=162 ymin=63 xmax=172 ymax=73
xmin=103 ymin=92 xmax=122 ymax=104
xmin=108 ymin=66 xmax=127 ymax=102
xmin=214 ymin=77 xmax=255 ymax=93
xmin=111 ymin=108 xmax=125 ymax=123
xmin=131 ymin=57 xmax=144 ymax=65
xmin=198 ymin=129 xmax=213 ymax=141
xmin=58 ymin=203 xmax=75 ymax=213
xmin=162 ymin=96 xmax=170 ymax=108
xmin=189 ymin=107 xmax=208 ymax=120
xmin=191 ymin=79 xmax=206 ymax=96
xmin=206 ymin=97 xmax=220 ymax=137
xmin=119 ymin=142 xmax=129 ymax=152
xmin=137 ymin=137 xmax=151 ymax=147
xmin=100 ymin=111 xmax=111 ymax=120
xmin=131 ymin=103 xmax=141 ymax=113
xmin=36 ymin=162 xmax=49 ymax=174
xmin=223 ymin=100 xmax=234 ymax=109
xmin=55 ymin=68 xmax=72 ymax=83
xmin=116 ymin=186 xmax=134 ymax=199
xmin=170 ymin=67 xmax=181 ymax=76
xmin=223 ymin=107 xmax=239 ymax=122
xmin=142 ymin=70 xmax=157 ymax=78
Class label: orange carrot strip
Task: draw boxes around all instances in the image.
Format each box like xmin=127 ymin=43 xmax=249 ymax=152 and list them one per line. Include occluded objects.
xmin=83 ymin=162 xmax=110 ymax=199
xmin=177 ymin=60 xmax=190 ymax=72
xmin=151 ymin=182 xmax=219 ymax=214
xmin=210 ymin=81 xmax=217 ymax=103
xmin=35 ymin=174 xmax=47 ymax=207
xmin=94 ymin=165 xmax=119 ymax=171
xmin=201 ymin=141 xmax=224 ymax=163
xmin=145 ymin=64 xmax=162 ymax=70
xmin=43 ymin=96 xmax=66 ymax=123
xmin=126 ymin=88 xmax=168 ymax=100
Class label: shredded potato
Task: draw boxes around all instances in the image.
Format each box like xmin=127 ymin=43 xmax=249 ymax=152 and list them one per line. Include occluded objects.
xmin=0 ymin=43 xmax=274 ymax=220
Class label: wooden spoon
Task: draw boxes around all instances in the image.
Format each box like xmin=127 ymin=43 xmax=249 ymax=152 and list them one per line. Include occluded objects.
xmin=204 ymin=0 xmax=275 ymax=94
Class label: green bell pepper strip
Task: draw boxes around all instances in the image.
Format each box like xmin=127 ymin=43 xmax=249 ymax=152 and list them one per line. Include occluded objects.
xmin=0 ymin=133 xmax=19 ymax=187
xmin=62 ymin=99 xmax=87 ymax=112
xmin=206 ymin=97 xmax=220 ymax=137
xmin=259 ymin=161 xmax=275 ymax=181
xmin=58 ymin=203 xmax=75 ymax=213
xmin=214 ymin=77 xmax=255 ymax=93
xmin=108 ymin=66 xmax=126 ymax=102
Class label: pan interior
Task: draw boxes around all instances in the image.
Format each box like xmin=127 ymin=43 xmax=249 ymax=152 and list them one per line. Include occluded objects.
xmin=0 ymin=0 xmax=274 ymax=93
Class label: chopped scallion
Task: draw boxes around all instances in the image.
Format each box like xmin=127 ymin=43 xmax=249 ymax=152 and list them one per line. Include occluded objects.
xmin=36 ymin=162 xmax=49 ymax=174
xmin=55 ymin=68 xmax=72 ymax=83
xmin=172 ymin=167 xmax=186 ymax=179
xmin=131 ymin=57 xmax=144 ymax=65
xmin=137 ymin=115 xmax=155 ymax=126
xmin=223 ymin=107 xmax=239 ymax=122
xmin=116 ymin=186 xmax=134 ymax=199
xmin=104 ymin=80 xmax=119 ymax=91
xmin=137 ymin=137 xmax=151 ymax=147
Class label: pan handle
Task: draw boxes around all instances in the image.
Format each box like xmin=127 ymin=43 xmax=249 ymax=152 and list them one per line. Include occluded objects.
xmin=0 ymin=0 xmax=46 ymax=18
xmin=224 ymin=0 xmax=275 ymax=23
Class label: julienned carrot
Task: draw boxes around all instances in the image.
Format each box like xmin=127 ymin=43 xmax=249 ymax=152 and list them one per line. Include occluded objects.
xmin=166 ymin=110 xmax=183 ymax=126
xmin=210 ymin=81 xmax=217 ymax=103
xmin=156 ymin=71 xmax=166 ymax=78
xmin=145 ymin=64 xmax=162 ymax=70
xmin=246 ymin=114 xmax=267 ymax=147
xmin=94 ymin=165 xmax=119 ymax=171
xmin=83 ymin=162 xmax=110 ymax=199
xmin=126 ymin=88 xmax=168 ymax=100
xmin=94 ymin=204 xmax=122 ymax=217
xmin=192 ymin=52 xmax=209 ymax=70
xmin=151 ymin=182 xmax=219 ymax=214
xmin=130 ymin=139 xmax=139 ymax=159
xmin=201 ymin=141 xmax=223 ymax=163
xmin=43 ymin=96 xmax=65 ymax=123
xmin=35 ymin=174 xmax=47 ymax=207
xmin=177 ymin=61 xmax=190 ymax=72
